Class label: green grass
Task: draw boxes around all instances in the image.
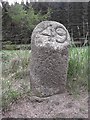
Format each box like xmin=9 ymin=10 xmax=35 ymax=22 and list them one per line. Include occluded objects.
xmin=1 ymin=50 xmax=31 ymax=111
xmin=67 ymin=46 xmax=88 ymax=95
xmin=1 ymin=46 xmax=88 ymax=111
xmin=2 ymin=44 xmax=31 ymax=50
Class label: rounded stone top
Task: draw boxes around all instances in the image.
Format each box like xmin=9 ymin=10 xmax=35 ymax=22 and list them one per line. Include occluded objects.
xmin=31 ymin=21 xmax=70 ymax=50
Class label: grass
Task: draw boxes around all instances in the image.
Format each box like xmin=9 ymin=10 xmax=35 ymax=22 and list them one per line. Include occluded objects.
xmin=1 ymin=50 xmax=31 ymax=111
xmin=1 ymin=46 xmax=88 ymax=111
xmin=2 ymin=44 xmax=31 ymax=50
xmin=67 ymin=46 xmax=88 ymax=95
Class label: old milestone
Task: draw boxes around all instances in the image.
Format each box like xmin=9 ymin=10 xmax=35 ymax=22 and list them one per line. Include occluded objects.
xmin=30 ymin=21 xmax=70 ymax=97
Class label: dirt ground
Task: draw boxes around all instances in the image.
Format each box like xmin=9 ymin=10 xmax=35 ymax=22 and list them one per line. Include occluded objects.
xmin=3 ymin=91 xmax=88 ymax=118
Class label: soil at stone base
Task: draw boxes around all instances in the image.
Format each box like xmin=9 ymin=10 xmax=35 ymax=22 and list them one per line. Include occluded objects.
xmin=3 ymin=91 xmax=88 ymax=118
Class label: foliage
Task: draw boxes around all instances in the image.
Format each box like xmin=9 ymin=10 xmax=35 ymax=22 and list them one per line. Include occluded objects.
xmin=2 ymin=1 xmax=51 ymax=44
xmin=8 ymin=4 xmax=26 ymax=23
xmin=26 ymin=7 xmax=51 ymax=31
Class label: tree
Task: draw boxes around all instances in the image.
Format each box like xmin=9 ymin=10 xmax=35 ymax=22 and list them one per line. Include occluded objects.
xmin=25 ymin=6 xmax=51 ymax=31
xmin=2 ymin=1 xmax=51 ymax=44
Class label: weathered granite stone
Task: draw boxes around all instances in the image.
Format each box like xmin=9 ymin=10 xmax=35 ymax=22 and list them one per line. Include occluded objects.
xmin=30 ymin=21 xmax=70 ymax=97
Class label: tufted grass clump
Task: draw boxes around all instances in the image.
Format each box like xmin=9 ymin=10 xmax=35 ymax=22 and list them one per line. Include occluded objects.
xmin=67 ymin=45 xmax=88 ymax=94
xmin=2 ymin=50 xmax=31 ymax=111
